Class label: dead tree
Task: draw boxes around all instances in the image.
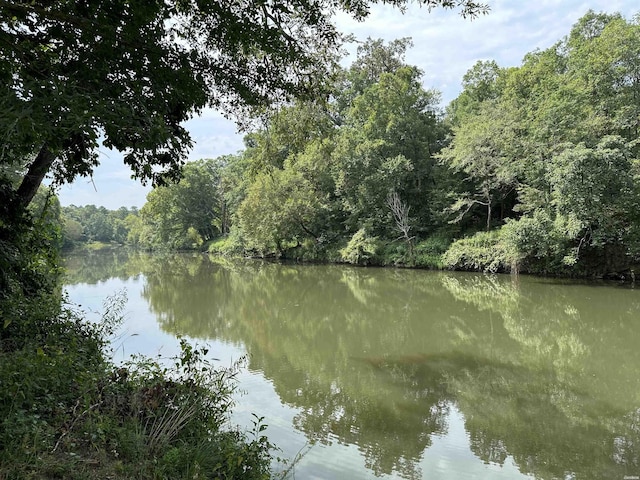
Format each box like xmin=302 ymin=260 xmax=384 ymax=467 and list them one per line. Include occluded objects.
xmin=387 ymin=191 xmax=415 ymax=262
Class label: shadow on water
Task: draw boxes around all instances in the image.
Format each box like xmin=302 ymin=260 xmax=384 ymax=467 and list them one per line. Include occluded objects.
xmin=65 ymin=250 xmax=640 ymax=480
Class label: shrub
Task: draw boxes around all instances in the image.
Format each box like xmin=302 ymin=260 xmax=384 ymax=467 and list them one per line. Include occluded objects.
xmin=413 ymin=234 xmax=452 ymax=269
xmin=442 ymin=230 xmax=512 ymax=273
xmin=208 ymin=230 xmax=249 ymax=256
xmin=103 ymin=337 xmax=275 ymax=479
xmin=339 ymin=229 xmax=382 ymax=266
xmin=380 ymin=240 xmax=408 ymax=266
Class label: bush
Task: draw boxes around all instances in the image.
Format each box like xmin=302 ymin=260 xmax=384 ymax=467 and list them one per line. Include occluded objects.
xmin=380 ymin=240 xmax=408 ymax=266
xmin=499 ymin=213 xmax=598 ymax=276
xmin=102 ymin=337 xmax=275 ymax=479
xmin=207 ymin=231 xmax=246 ymax=256
xmin=442 ymin=230 xmax=512 ymax=273
xmin=339 ymin=229 xmax=383 ymax=266
xmin=413 ymin=234 xmax=452 ymax=269
xmin=0 ymin=294 xmax=115 ymax=479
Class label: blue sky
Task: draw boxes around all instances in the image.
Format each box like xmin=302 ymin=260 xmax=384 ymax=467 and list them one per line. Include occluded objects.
xmin=57 ymin=1 xmax=640 ymax=209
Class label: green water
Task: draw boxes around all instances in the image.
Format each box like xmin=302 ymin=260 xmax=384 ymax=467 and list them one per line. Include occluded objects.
xmin=63 ymin=250 xmax=640 ymax=479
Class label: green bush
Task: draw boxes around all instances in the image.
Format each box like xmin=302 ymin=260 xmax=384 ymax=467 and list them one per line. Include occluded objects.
xmin=442 ymin=230 xmax=512 ymax=273
xmin=0 ymin=294 xmax=115 ymax=479
xmin=380 ymin=240 xmax=408 ymax=266
xmin=207 ymin=232 xmax=246 ymax=256
xmin=339 ymin=229 xmax=383 ymax=266
xmin=100 ymin=337 xmax=275 ymax=479
xmin=413 ymin=234 xmax=452 ymax=269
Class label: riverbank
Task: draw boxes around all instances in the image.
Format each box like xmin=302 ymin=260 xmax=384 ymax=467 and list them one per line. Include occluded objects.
xmin=206 ymin=233 xmax=639 ymax=281
xmin=0 ymin=212 xmax=278 ymax=479
xmin=0 ymin=286 xmax=276 ymax=479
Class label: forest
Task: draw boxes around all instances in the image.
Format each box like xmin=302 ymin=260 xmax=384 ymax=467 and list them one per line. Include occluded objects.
xmin=63 ymin=11 xmax=640 ymax=278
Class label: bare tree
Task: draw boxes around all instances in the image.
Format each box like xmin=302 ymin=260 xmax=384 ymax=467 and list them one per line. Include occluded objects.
xmin=387 ymin=191 xmax=415 ymax=262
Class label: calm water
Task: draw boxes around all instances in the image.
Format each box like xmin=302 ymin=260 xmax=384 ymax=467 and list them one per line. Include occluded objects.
xmin=63 ymin=250 xmax=640 ymax=480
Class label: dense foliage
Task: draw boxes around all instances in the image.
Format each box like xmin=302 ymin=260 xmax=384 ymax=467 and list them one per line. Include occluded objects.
xmin=106 ymin=13 xmax=640 ymax=278
xmin=61 ymin=205 xmax=137 ymax=247
xmin=441 ymin=11 xmax=640 ymax=275
xmin=0 ymin=0 xmax=486 ymax=211
xmin=116 ymin=38 xmax=454 ymax=267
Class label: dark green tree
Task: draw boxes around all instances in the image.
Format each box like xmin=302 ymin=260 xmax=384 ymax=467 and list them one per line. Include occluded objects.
xmin=442 ymin=11 xmax=640 ymax=274
xmin=333 ymin=60 xmax=442 ymax=235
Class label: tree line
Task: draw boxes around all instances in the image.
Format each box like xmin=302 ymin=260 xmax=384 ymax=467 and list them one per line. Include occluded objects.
xmin=65 ymin=11 xmax=640 ymax=278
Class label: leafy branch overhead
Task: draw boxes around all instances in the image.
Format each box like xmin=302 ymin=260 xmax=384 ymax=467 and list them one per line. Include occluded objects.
xmin=0 ymin=0 xmax=488 ymax=209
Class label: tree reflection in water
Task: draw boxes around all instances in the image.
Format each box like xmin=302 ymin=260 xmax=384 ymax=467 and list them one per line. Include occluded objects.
xmin=65 ymin=251 xmax=640 ymax=480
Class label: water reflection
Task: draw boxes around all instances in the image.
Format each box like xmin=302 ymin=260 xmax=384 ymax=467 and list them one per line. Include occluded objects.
xmin=64 ymin=252 xmax=640 ymax=479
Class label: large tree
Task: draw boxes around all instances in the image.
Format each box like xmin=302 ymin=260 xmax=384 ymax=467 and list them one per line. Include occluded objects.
xmin=0 ymin=0 xmax=487 ymax=210
xmin=132 ymin=158 xmax=226 ymax=249
xmin=333 ymin=61 xmax=441 ymax=235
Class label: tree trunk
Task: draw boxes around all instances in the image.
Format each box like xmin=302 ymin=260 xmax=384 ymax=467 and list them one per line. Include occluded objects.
xmin=486 ymin=201 xmax=492 ymax=231
xmin=16 ymin=144 xmax=55 ymax=209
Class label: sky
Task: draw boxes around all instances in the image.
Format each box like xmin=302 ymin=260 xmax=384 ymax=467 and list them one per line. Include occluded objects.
xmin=56 ymin=0 xmax=640 ymax=210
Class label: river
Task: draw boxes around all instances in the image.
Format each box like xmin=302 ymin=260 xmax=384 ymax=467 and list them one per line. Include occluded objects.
xmin=62 ymin=250 xmax=640 ymax=480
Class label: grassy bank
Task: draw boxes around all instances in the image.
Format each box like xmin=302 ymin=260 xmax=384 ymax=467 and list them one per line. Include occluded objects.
xmin=0 ymin=289 xmax=276 ymax=479
xmin=207 ymin=232 xmax=450 ymax=270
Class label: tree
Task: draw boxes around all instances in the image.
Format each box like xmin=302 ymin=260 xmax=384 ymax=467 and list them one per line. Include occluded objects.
xmin=136 ymin=159 xmax=225 ymax=249
xmin=233 ymin=37 xmax=447 ymax=252
xmin=333 ymin=51 xmax=442 ymax=234
xmin=446 ymin=60 xmax=503 ymax=125
xmin=62 ymin=217 xmax=84 ymax=248
xmin=234 ymin=99 xmax=341 ymax=256
xmin=547 ymin=136 xmax=639 ymax=264
xmin=85 ymin=207 xmax=113 ymax=242
xmin=442 ymin=11 xmax=640 ymax=274
xmin=0 ymin=0 xmax=487 ymax=212
xmin=238 ymin=167 xmax=327 ymax=255
xmin=439 ymin=100 xmax=519 ymax=231
xmin=566 ymin=11 xmax=640 ymax=147
xmin=333 ymin=37 xmax=415 ymax=118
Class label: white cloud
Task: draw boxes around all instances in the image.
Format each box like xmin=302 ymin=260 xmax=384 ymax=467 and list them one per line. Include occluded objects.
xmin=184 ymin=113 xmax=245 ymax=160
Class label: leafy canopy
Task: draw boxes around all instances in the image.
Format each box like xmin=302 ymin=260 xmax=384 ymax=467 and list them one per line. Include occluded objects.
xmin=0 ymin=0 xmax=487 ymax=209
